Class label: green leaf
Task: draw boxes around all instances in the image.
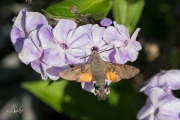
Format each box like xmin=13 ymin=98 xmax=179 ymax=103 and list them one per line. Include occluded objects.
xmin=21 ymin=79 xmax=144 ymax=120
xmin=112 ymin=0 xmax=145 ymax=33
xmin=21 ymin=80 xmax=68 ymax=112
xmin=44 ymin=0 xmax=112 ymax=19
xmin=108 ymin=88 xmax=120 ymax=107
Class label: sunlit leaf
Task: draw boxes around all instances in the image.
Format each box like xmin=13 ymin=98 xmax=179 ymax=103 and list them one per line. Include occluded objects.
xmin=21 ymin=79 xmax=144 ymax=120
xmin=43 ymin=0 xmax=112 ymax=19
xmin=112 ymin=0 xmax=145 ymax=33
xmin=21 ymin=80 xmax=68 ymax=112
xmin=108 ymin=87 xmax=120 ymax=107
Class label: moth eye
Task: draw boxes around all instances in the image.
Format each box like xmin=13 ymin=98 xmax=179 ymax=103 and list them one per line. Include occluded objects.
xmin=91 ymin=46 xmax=99 ymax=52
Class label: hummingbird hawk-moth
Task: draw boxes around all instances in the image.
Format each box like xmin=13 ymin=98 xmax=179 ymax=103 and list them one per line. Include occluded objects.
xmin=59 ymin=51 xmax=139 ymax=100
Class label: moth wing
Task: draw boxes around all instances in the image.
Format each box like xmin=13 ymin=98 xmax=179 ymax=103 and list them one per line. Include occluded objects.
xmin=59 ymin=66 xmax=82 ymax=80
xmin=59 ymin=64 xmax=92 ymax=82
xmin=106 ymin=62 xmax=140 ymax=82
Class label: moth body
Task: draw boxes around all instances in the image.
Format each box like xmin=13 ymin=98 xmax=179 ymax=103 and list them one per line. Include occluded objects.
xmin=90 ymin=52 xmax=109 ymax=100
xmin=59 ymin=51 xmax=140 ymax=101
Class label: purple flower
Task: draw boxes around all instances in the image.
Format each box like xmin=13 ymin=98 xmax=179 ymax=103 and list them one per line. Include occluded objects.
xmin=75 ymin=24 xmax=113 ymax=91
xmin=31 ymin=59 xmax=69 ymax=80
xmin=140 ymin=70 xmax=180 ymax=95
xmin=81 ymin=24 xmax=113 ymax=62
xmin=38 ymin=19 xmax=90 ymax=67
xmin=31 ymin=59 xmax=56 ymax=80
xmin=103 ymin=22 xmax=141 ymax=64
xmin=27 ymin=30 xmax=62 ymax=80
xmin=81 ymin=82 xmax=95 ymax=93
xmin=100 ymin=18 xmax=112 ymax=27
xmin=137 ymin=88 xmax=180 ymax=120
xmin=10 ymin=8 xmax=59 ymax=80
xmin=10 ymin=8 xmax=48 ymax=64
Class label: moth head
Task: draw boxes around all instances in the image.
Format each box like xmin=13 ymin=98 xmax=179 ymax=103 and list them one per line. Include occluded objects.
xmin=80 ymin=47 xmax=113 ymax=59
xmin=93 ymin=81 xmax=109 ymax=100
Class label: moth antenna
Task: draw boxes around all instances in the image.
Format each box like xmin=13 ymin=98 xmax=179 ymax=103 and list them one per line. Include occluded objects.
xmin=81 ymin=47 xmax=113 ymax=59
xmin=98 ymin=47 xmax=113 ymax=54
xmin=80 ymin=54 xmax=92 ymax=59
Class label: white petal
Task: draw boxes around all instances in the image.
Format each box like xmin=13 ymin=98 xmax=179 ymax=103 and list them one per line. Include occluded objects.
xmin=137 ymin=98 xmax=154 ymax=120
xmin=131 ymin=28 xmax=140 ymax=41
xmin=18 ymin=38 xmax=41 ymax=64
xmin=68 ymin=26 xmax=90 ymax=48
xmin=91 ymin=25 xmax=105 ymax=47
xmin=149 ymin=88 xmax=174 ymax=107
xmin=65 ymin=49 xmax=87 ymax=65
xmin=42 ymin=47 xmax=66 ymax=66
xmin=53 ymin=19 xmax=76 ymax=43
xmin=39 ymin=25 xmax=58 ymax=49
xmin=113 ymin=21 xmax=130 ymax=39
xmin=25 ymin=12 xmax=48 ymax=33
xmin=103 ymin=26 xmax=124 ymax=43
xmin=81 ymin=82 xmax=95 ymax=93
xmin=156 ymin=114 xmax=174 ymax=120
xmin=166 ymin=70 xmax=180 ymax=90
xmin=158 ymin=99 xmax=180 ymax=120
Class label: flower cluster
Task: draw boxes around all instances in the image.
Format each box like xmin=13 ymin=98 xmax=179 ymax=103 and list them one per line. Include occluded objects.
xmin=137 ymin=70 xmax=180 ymax=120
xmin=10 ymin=8 xmax=180 ymax=119
xmin=11 ymin=8 xmax=141 ymax=80
xmin=11 ymin=8 xmax=141 ymax=93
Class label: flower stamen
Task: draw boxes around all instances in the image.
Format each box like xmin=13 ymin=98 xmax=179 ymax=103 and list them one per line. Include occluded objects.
xmin=123 ymin=40 xmax=129 ymax=47
xmin=60 ymin=43 xmax=68 ymax=50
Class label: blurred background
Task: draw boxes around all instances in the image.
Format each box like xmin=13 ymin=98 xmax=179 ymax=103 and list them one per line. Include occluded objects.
xmin=0 ymin=0 xmax=180 ymax=120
